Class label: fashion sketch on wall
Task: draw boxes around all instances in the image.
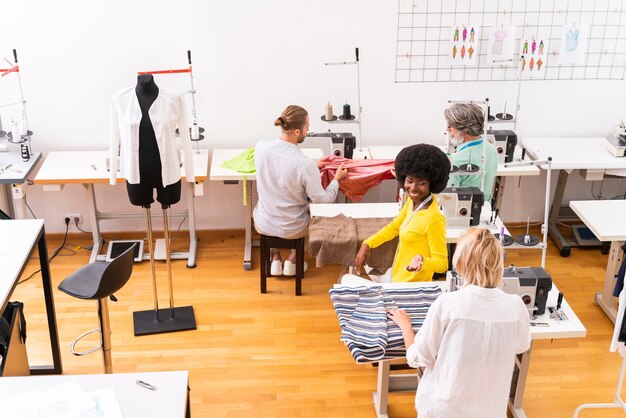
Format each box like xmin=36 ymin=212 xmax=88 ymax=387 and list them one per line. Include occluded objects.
xmin=520 ymin=37 xmax=548 ymax=79
xmin=486 ymin=26 xmax=517 ymax=66
xmin=558 ymin=24 xmax=588 ymax=65
xmin=449 ymin=25 xmax=479 ymax=66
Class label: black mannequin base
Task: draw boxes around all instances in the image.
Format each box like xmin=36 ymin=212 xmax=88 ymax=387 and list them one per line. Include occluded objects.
xmin=133 ymin=306 xmax=196 ymax=336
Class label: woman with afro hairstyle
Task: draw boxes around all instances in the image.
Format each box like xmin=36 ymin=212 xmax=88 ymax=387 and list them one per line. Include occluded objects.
xmin=349 ymin=144 xmax=451 ymax=283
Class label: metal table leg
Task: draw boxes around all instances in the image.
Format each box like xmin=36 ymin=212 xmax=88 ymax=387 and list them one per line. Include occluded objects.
xmin=244 ymin=179 xmax=253 ymax=270
xmin=595 ymin=240 xmax=624 ymax=323
xmin=508 ymin=344 xmax=532 ymax=418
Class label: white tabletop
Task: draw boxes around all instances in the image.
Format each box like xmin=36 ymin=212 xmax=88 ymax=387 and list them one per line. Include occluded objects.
xmin=209 ymin=147 xmax=324 ymax=181
xmin=310 ymin=201 xmax=507 ymax=244
xmin=0 ymin=151 xmax=42 ymax=184
xmin=569 ymin=200 xmax=626 ymax=241
xmin=367 ymin=145 xmax=539 ymax=177
xmin=0 ymin=219 xmax=44 ymax=312
xmin=34 ymin=149 xmax=209 ymax=184
xmin=522 ymin=137 xmax=626 ymax=171
xmin=0 ymin=370 xmax=188 ymax=418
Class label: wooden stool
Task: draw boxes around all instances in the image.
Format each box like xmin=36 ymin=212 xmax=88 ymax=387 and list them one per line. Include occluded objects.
xmin=260 ymin=235 xmax=305 ymax=296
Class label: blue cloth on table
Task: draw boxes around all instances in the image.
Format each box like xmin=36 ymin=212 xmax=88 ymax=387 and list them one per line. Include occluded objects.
xmin=329 ymin=285 xmax=442 ymax=363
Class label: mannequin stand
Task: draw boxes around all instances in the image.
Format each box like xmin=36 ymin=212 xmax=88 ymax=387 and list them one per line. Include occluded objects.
xmin=133 ymin=207 xmax=196 ymax=336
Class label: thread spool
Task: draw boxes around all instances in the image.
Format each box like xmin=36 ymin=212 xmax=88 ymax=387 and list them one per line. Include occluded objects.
xmin=343 ymin=103 xmax=351 ymax=119
xmin=21 ymin=143 xmax=30 ymax=162
xmin=191 ymin=123 xmax=200 ymax=140
xmin=325 ymin=102 xmax=333 ymax=121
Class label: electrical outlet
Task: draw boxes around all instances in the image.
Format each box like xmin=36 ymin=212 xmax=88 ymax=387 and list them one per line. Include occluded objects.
xmin=63 ymin=213 xmax=82 ymax=225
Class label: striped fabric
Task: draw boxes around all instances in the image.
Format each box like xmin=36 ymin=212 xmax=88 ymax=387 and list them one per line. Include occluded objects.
xmin=329 ymin=285 xmax=442 ymax=363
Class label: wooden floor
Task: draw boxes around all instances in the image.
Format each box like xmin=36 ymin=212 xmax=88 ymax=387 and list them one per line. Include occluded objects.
xmin=10 ymin=225 xmax=626 ymax=417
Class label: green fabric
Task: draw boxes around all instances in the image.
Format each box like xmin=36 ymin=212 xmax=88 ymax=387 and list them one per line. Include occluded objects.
xmin=448 ymin=139 xmax=498 ymax=201
xmin=220 ymin=147 xmax=256 ymax=206
xmin=221 ymin=147 xmax=256 ymax=174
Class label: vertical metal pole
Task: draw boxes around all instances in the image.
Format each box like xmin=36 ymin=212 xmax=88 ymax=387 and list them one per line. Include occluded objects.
xmin=12 ymin=49 xmax=32 ymax=155
xmin=163 ymin=208 xmax=176 ymax=318
xmin=145 ymin=207 xmax=160 ymax=320
xmin=355 ymin=47 xmax=363 ymax=150
xmin=541 ymin=158 xmax=552 ymax=269
xmin=99 ymin=298 xmax=113 ymax=374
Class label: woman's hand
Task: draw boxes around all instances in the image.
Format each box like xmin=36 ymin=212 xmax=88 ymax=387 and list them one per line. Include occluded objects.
xmin=387 ymin=309 xmax=413 ymax=333
xmin=316 ymin=159 xmax=325 ymax=169
xmin=406 ymin=254 xmax=424 ymax=272
xmin=354 ymin=243 xmax=370 ymax=274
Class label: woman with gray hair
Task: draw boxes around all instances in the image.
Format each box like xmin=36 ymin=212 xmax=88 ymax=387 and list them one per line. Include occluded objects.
xmin=445 ymin=103 xmax=498 ymax=201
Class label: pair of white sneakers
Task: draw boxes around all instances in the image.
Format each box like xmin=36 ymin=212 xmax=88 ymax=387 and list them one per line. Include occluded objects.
xmin=270 ymin=259 xmax=308 ymax=276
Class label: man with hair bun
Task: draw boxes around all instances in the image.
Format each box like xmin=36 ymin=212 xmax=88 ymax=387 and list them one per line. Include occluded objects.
xmin=253 ymin=105 xmax=347 ymax=276
xmin=445 ymin=102 xmax=498 ymax=201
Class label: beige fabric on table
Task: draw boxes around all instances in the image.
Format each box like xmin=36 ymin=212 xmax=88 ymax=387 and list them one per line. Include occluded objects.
xmin=308 ymin=214 xmax=357 ymax=267
xmin=308 ymin=215 xmax=397 ymax=273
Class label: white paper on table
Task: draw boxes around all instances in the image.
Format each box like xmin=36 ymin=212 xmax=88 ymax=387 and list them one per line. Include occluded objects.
xmin=0 ymin=382 xmax=122 ymax=418
xmin=84 ymin=387 xmax=124 ymax=418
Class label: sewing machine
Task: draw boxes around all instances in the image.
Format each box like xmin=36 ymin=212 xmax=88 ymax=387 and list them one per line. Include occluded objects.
xmin=606 ymin=134 xmax=626 ymax=157
xmin=436 ymin=187 xmax=483 ymax=227
xmin=486 ymin=129 xmax=517 ymax=163
xmin=304 ymin=131 xmax=356 ymax=158
xmin=446 ymin=266 xmax=552 ymax=318
xmin=502 ymin=266 xmax=553 ymax=317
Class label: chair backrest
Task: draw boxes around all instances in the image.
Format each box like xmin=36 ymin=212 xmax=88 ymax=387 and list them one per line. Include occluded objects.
xmin=92 ymin=243 xmax=136 ymax=299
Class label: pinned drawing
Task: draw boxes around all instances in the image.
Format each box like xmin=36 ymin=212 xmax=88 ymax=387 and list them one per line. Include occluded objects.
xmin=558 ymin=24 xmax=588 ymax=65
xmin=449 ymin=25 xmax=479 ymax=66
xmin=486 ymin=26 xmax=516 ymax=66
xmin=520 ymin=37 xmax=548 ymax=79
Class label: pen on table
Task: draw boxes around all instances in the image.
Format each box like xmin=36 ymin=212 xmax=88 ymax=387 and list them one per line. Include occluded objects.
xmin=530 ymin=322 xmax=549 ymax=327
xmin=136 ymin=379 xmax=158 ymax=391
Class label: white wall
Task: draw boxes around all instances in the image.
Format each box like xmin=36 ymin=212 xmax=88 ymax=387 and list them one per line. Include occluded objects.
xmin=1 ymin=0 xmax=624 ymax=232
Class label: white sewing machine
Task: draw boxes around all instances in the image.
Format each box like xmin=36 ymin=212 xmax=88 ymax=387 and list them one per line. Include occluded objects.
xmin=436 ymin=187 xmax=484 ymax=227
xmin=486 ymin=129 xmax=518 ymax=163
xmin=606 ymin=121 xmax=626 ymax=157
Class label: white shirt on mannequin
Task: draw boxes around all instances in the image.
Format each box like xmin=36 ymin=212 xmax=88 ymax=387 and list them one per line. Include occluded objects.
xmin=109 ymin=86 xmax=195 ymax=186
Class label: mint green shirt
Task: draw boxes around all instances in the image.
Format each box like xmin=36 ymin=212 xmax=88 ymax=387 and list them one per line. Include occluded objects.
xmin=447 ymin=138 xmax=498 ymax=201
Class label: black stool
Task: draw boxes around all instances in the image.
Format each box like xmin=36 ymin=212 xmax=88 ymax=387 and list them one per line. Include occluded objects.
xmin=260 ymin=235 xmax=305 ymax=296
xmin=58 ymin=244 xmax=135 ymax=373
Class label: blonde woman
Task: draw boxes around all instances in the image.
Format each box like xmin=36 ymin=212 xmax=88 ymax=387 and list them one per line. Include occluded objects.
xmin=387 ymin=227 xmax=530 ymax=418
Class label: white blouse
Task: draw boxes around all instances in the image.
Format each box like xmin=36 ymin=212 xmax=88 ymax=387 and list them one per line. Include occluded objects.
xmin=109 ymin=86 xmax=195 ymax=186
xmin=407 ymin=285 xmax=531 ymax=418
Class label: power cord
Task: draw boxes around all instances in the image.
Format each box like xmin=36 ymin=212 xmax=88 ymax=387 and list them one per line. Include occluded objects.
xmin=73 ymin=216 xmax=91 ymax=234
xmin=18 ymin=217 xmax=73 ymax=285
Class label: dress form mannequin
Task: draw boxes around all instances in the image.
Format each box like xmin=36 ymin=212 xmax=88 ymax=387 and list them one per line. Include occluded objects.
xmin=109 ymin=74 xmax=197 ymax=334
xmin=131 ymin=74 xmax=180 ymax=323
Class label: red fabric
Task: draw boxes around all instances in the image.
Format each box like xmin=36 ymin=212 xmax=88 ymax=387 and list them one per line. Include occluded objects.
xmin=319 ymin=156 xmax=396 ymax=202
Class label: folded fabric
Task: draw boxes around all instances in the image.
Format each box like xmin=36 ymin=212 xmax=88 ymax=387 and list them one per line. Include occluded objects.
xmin=330 ymin=285 xmax=442 ymax=363
xmin=318 ymin=156 xmax=396 ymax=202
xmin=308 ymin=214 xmax=357 ymax=267
xmin=308 ymin=215 xmax=396 ymax=271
